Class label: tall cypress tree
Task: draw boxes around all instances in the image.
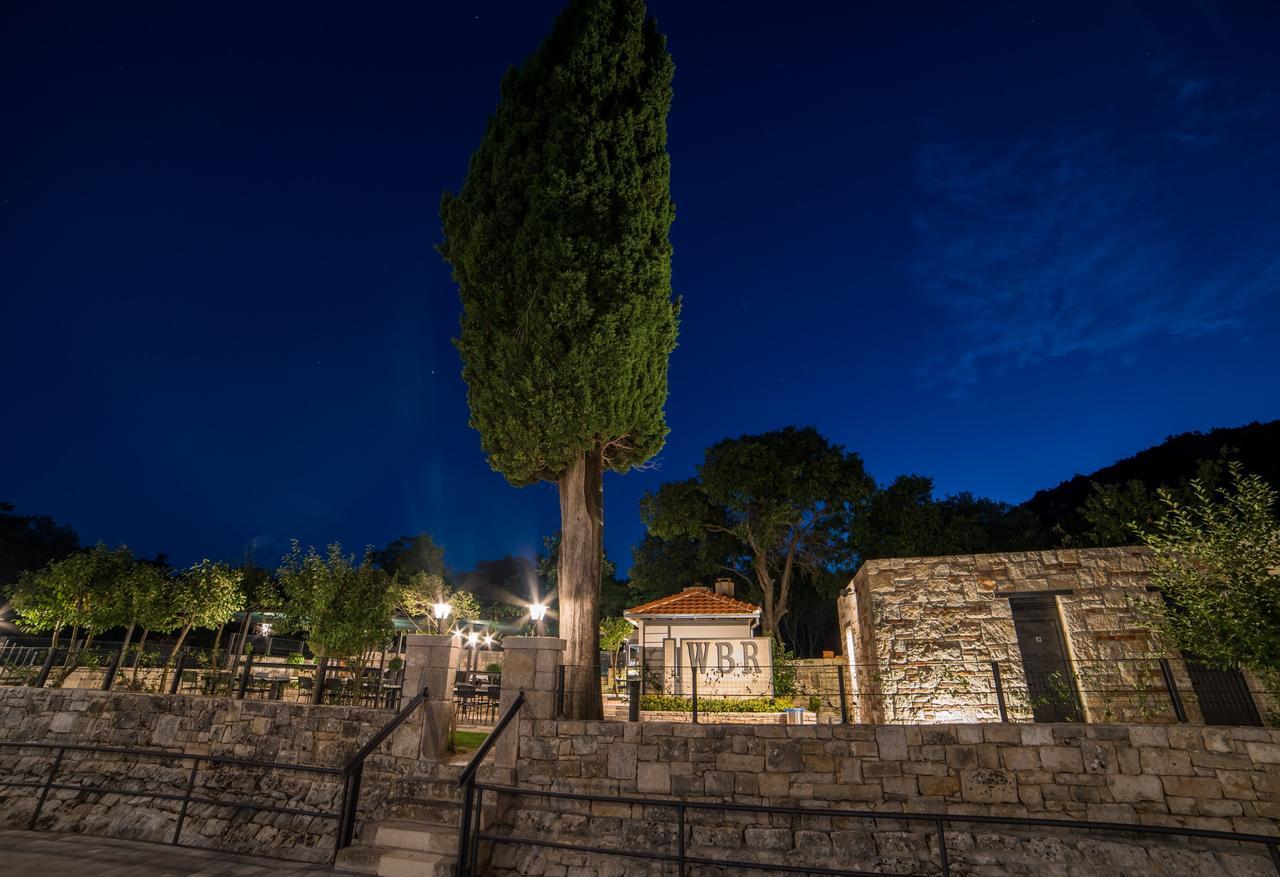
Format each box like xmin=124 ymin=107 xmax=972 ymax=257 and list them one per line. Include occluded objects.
xmin=440 ymin=0 xmax=677 ymax=719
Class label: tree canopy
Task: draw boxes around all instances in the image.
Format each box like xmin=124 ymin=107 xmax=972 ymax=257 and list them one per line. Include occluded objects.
xmin=1137 ymin=463 xmax=1280 ymax=690
xmin=643 ymin=426 xmax=874 ymax=644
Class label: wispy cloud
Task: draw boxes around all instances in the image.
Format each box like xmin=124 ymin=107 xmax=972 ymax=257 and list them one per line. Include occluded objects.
xmin=910 ymin=137 xmax=1279 ymax=392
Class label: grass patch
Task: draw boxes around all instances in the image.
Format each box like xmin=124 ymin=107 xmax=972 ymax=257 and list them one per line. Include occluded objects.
xmin=451 ymin=730 xmax=488 ymax=753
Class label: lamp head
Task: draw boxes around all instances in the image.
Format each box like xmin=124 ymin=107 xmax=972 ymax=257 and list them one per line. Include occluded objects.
xmin=528 ymin=602 xmax=548 ymax=622
xmin=432 ymin=601 xmax=452 ymax=621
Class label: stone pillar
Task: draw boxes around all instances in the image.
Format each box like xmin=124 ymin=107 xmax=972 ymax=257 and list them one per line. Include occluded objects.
xmin=403 ymin=634 xmax=463 ymax=760
xmin=493 ymin=636 xmax=565 ymax=771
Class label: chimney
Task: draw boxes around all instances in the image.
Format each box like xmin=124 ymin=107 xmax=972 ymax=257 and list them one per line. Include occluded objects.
xmin=714 ymin=578 xmax=734 ymax=598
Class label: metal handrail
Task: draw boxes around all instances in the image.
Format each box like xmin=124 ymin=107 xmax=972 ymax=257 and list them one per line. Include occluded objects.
xmin=469 ymin=781 xmax=1280 ymax=877
xmin=0 ymin=739 xmax=343 ymax=863
xmin=334 ymin=685 xmax=429 ymax=853
xmin=456 ymin=690 xmax=526 ymax=876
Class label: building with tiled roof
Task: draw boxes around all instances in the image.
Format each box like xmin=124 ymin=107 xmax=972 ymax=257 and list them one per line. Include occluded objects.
xmin=624 ymin=585 xmax=761 ymax=619
xmin=624 ymin=579 xmax=771 ymax=698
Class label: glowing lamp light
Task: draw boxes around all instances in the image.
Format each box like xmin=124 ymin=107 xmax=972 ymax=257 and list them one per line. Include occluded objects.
xmin=529 ymin=602 xmax=549 ymax=636
xmin=432 ymin=602 xmax=453 ymax=620
xmin=466 ymin=631 xmax=479 ymax=647
xmin=258 ymin=622 xmax=272 ymax=637
xmin=483 ymin=633 xmax=494 ymax=646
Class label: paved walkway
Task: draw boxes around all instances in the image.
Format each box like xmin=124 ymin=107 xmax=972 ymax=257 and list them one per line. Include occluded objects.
xmin=0 ymin=831 xmax=334 ymax=876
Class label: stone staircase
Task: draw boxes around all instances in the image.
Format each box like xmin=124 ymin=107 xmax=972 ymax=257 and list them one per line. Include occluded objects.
xmin=335 ymin=768 xmax=464 ymax=877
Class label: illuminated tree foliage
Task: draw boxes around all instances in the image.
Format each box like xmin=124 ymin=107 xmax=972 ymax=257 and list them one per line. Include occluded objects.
xmin=440 ymin=0 xmax=677 ymax=718
xmin=1138 ymin=463 xmax=1280 ymax=684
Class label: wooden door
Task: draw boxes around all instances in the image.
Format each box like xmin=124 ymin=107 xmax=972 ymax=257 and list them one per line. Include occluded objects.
xmin=1010 ymin=595 xmax=1083 ymax=722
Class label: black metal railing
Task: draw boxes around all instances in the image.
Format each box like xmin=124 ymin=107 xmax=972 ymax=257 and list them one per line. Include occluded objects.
xmin=0 ymin=740 xmax=344 ymax=860
xmin=633 ymin=656 xmax=1269 ymax=727
xmin=0 ymin=686 xmax=428 ymax=863
xmin=465 ymin=783 xmax=1280 ymax=877
xmin=335 ymin=685 xmax=429 ymax=851
xmin=456 ymin=690 xmax=526 ymax=877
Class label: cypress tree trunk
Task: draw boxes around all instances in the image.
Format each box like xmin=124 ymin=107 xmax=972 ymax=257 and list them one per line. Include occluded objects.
xmin=557 ymin=448 xmax=604 ymax=720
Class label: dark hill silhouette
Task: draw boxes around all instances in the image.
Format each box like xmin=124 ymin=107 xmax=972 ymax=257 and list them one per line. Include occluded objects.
xmin=1020 ymin=420 xmax=1280 ymax=538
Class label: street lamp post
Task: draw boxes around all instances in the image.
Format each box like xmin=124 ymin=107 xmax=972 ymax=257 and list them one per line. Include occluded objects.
xmin=529 ymin=602 xmax=548 ymax=637
xmin=432 ymin=601 xmax=453 ymax=636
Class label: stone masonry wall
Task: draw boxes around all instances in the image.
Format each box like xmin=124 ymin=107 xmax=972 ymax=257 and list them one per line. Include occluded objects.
xmin=0 ymin=687 xmax=424 ymax=862
xmin=835 ymin=547 xmax=1221 ymax=725
xmin=485 ymin=719 xmax=1280 ymax=876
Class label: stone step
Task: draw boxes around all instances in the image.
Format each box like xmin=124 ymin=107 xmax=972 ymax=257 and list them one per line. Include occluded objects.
xmin=387 ymin=798 xmax=463 ymax=826
xmin=365 ymin=819 xmax=458 ymax=855
xmin=392 ymin=776 xmax=465 ymax=804
xmin=335 ymin=845 xmax=455 ymax=877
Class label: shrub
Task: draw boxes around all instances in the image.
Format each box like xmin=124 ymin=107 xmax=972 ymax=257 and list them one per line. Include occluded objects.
xmin=639 ymin=695 xmax=795 ymax=713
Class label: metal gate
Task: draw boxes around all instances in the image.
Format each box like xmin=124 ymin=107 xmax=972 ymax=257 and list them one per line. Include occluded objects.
xmin=1187 ymin=663 xmax=1262 ymax=726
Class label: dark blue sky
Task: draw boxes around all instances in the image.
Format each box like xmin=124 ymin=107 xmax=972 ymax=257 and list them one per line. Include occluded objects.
xmin=3 ymin=2 xmax=1278 ymax=575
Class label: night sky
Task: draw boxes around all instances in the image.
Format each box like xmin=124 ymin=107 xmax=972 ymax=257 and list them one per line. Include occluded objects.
xmin=3 ymin=2 xmax=1278 ymax=576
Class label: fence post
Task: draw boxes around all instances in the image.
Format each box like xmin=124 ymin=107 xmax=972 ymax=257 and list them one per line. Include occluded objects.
xmin=556 ymin=665 xmax=566 ymax=718
xmin=691 ymin=670 xmax=699 ymax=724
xmin=837 ymin=664 xmax=849 ymax=724
xmin=170 ymin=652 xmax=187 ymax=695
xmin=991 ymin=661 xmax=1008 ymax=722
xmin=628 ymin=678 xmax=640 ymax=722
xmin=237 ymin=651 xmax=255 ymax=699
xmin=1158 ymin=658 xmax=1189 ymax=723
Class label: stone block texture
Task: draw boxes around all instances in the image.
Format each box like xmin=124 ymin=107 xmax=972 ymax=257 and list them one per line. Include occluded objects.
xmin=482 ymin=718 xmax=1280 ymax=876
xmin=0 ymin=687 xmax=425 ymax=862
xmin=834 ymin=547 xmax=1238 ymax=724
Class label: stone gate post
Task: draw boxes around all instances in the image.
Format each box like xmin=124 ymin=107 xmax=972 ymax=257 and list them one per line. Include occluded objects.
xmin=402 ymin=634 xmax=463 ymax=760
xmin=493 ymin=636 xmax=565 ymax=772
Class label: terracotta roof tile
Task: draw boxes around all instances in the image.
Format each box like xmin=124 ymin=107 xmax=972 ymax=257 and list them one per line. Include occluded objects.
xmin=625 ymin=587 xmax=760 ymax=617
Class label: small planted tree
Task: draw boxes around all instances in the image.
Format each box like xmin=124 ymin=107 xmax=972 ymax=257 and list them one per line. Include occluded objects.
xmin=1137 ymin=462 xmax=1280 ymax=698
xmin=277 ymin=542 xmax=398 ymax=682
xmin=164 ymin=560 xmax=242 ymax=665
xmin=440 ymin=0 xmax=678 ymax=718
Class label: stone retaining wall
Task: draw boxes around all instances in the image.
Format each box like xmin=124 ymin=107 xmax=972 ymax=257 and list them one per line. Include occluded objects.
xmin=0 ymin=687 xmax=423 ymax=862
xmin=485 ymin=718 xmax=1280 ymax=875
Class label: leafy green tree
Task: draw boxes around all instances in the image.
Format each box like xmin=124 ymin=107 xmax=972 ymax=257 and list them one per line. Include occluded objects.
xmin=643 ymin=427 xmax=874 ymax=644
xmin=1137 ymin=463 xmax=1280 ymax=689
xmin=599 ymin=616 xmax=633 ymax=678
xmin=164 ymin=559 xmax=242 ymax=664
xmin=439 ymin=0 xmax=678 ymax=719
xmin=277 ymin=542 xmax=398 ymax=669
xmin=398 ymin=570 xmax=481 ymax=631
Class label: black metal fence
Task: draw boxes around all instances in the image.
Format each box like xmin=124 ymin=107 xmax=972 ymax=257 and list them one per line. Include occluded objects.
xmin=630 ymin=657 xmax=1270 ymax=726
xmin=0 ymin=642 xmax=406 ymax=710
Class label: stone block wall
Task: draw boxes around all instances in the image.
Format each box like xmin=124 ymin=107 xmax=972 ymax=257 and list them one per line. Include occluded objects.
xmin=485 ymin=718 xmax=1280 ymax=876
xmin=0 ymin=687 xmax=424 ymax=862
xmin=835 ymin=547 xmax=1222 ymax=724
